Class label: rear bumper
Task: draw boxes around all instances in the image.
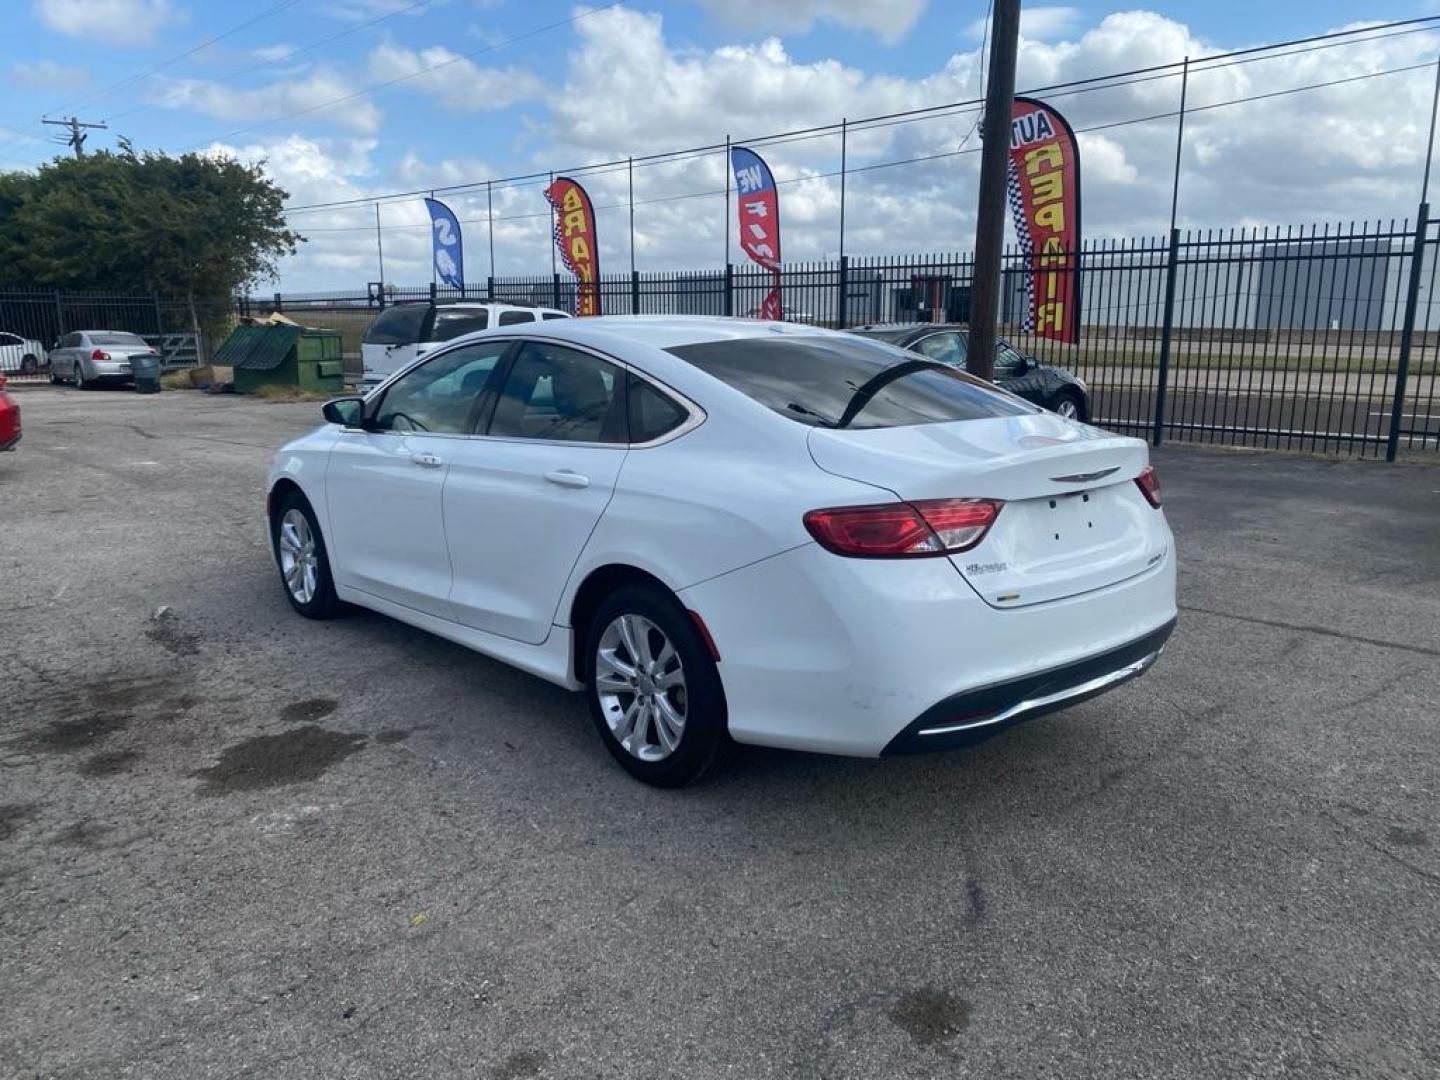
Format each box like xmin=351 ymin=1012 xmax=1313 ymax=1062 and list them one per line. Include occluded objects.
xmin=679 ymin=532 xmax=1177 ymax=758
xmin=880 ymin=618 xmax=1174 ymax=755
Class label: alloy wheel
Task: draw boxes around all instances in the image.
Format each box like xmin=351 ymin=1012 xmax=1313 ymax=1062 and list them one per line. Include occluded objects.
xmin=594 ymin=613 xmax=688 ymax=762
xmin=277 ymin=508 xmax=319 ymax=605
xmin=1056 ymin=397 xmax=1079 ymax=419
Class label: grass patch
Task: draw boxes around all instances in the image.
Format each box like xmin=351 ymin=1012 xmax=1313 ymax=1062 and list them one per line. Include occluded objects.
xmin=159 ymin=371 xmax=194 ymax=390
xmin=249 ymin=384 xmax=333 ymax=403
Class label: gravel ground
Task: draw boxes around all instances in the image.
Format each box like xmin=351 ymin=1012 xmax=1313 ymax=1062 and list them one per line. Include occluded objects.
xmin=2 ymin=386 xmax=1438 ymax=1080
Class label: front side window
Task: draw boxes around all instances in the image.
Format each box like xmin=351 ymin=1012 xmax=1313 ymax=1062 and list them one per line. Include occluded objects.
xmin=61 ymin=333 xmax=82 ymax=348
xmin=364 ymin=304 xmax=430 ymax=346
xmin=370 ymin=341 xmax=510 ymax=434
xmin=497 ymin=310 xmax=534 ymax=327
xmin=668 ymin=335 xmax=1031 ymax=430
xmin=994 ymin=340 xmax=1026 ymax=374
xmin=430 ymin=308 xmax=489 ymax=341
xmin=913 ymin=332 xmax=966 ymax=367
xmin=487 ymin=342 xmax=623 ymax=443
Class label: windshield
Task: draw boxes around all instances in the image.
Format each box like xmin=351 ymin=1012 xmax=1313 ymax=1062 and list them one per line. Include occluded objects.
xmin=667 ymin=335 xmax=1032 ymax=430
xmin=90 ymin=332 xmax=148 ymax=347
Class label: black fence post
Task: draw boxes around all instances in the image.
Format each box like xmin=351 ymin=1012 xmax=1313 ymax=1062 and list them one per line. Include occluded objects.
xmin=429 ymin=281 xmax=437 ymax=303
xmin=552 ymin=272 xmax=562 ymax=311
xmin=631 ymin=270 xmax=640 ymax=315
xmin=54 ymin=289 xmax=65 ymax=336
xmin=152 ymin=292 xmax=163 ymax=336
xmin=273 ymin=291 xmax=283 ymax=314
xmin=724 ymin=264 xmax=734 ymax=317
xmin=1152 ymin=227 xmax=1181 ymax=447
xmin=837 ymin=254 xmax=850 ymax=329
xmin=1388 ymin=202 xmax=1429 ymax=461
xmin=487 ymin=275 xmax=495 ymax=302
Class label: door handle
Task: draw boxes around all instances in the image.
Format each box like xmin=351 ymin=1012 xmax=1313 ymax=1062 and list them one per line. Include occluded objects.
xmin=544 ymin=469 xmax=590 ymax=489
xmin=411 ymin=452 xmax=443 ymax=468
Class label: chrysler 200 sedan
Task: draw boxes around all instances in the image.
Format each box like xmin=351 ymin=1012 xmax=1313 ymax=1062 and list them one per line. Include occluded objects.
xmin=266 ymin=316 xmax=1175 ymax=786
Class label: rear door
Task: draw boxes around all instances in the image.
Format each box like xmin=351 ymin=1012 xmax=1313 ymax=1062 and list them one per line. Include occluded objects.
xmin=442 ymin=340 xmax=628 ymax=643
xmin=325 ymin=340 xmax=511 ymax=618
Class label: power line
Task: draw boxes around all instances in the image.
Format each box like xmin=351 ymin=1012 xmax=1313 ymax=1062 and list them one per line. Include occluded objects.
xmin=105 ymin=0 xmax=440 ymax=125
xmin=278 ymin=14 xmax=1440 ymax=216
xmin=182 ymin=2 xmax=622 ymax=151
xmin=46 ymin=0 xmax=308 ymax=118
xmin=289 ymin=56 xmax=1434 ymax=237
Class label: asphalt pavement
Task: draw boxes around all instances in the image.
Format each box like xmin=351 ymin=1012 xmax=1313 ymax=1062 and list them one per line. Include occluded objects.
xmin=2 ymin=386 xmax=1438 ymax=1079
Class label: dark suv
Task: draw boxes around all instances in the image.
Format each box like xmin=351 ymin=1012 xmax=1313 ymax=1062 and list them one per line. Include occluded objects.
xmin=850 ymin=323 xmax=1090 ymax=420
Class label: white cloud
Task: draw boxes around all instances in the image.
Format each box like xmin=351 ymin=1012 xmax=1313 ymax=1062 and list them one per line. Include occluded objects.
xmin=366 ymin=43 xmax=544 ymax=111
xmin=9 ymin=59 xmax=89 ymax=91
xmin=968 ymin=6 xmax=1080 ymax=41
xmin=695 ymin=0 xmax=928 ymax=44
xmin=259 ymin=7 xmax=1440 ymax=290
xmin=153 ymin=70 xmax=383 ymax=135
xmin=251 ymin=43 xmax=298 ymax=62
xmin=33 ymin=0 xmax=180 ymax=47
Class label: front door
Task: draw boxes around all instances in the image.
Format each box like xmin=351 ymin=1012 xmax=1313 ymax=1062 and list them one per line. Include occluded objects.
xmin=325 ymin=340 xmax=511 ymax=618
xmin=444 ymin=341 xmax=628 ymax=644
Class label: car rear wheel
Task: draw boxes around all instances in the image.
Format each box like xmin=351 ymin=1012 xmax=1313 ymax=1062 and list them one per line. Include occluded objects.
xmin=1052 ymin=389 xmax=1085 ymax=421
xmin=73 ymin=363 xmax=87 ymax=390
xmin=584 ymin=584 xmax=727 ymax=787
xmin=271 ymin=493 xmax=339 ymax=619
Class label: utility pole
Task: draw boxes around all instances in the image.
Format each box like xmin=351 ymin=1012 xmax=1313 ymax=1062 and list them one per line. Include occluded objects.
xmin=967 ymin=0 xmax=1020 ymax=381
xmin=43 ymin=116 xmax=107 ymax=158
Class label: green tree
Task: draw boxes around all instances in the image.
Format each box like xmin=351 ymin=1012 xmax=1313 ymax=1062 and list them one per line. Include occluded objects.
xmin=0 ymin=146 xmax=303 ymax=304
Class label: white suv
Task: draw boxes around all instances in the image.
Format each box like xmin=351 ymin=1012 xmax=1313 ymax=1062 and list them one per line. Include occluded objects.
xmin=360 ymin=301 xmax=569 ymax=388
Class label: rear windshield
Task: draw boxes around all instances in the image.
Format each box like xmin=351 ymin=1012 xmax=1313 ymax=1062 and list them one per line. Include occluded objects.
xmin=667 ymin=336 xmax=1032 ymax=430
xmin=91 ymin=332 xmax=148 ymax=347
xmin=850 ymin=327 xmax=913 ymax=344
xmin=430 ymin=308 xmax=489 ymax=341
xmin=364 ymin=304 xmax=429 ymax=346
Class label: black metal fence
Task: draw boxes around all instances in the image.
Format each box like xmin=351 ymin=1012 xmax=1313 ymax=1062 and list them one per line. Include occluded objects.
xmin=7 ymin=215 xmax=1439 ymax=459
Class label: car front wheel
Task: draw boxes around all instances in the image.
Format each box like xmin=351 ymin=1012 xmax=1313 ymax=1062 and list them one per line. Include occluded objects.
xmin=271 ymin=492 xmax=339 ymax=619
xmin=585 ymin=584 xmax=727 ymax=787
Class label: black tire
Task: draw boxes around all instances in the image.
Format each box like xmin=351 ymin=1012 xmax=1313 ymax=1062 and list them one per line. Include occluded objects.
xmin=49 ymin=368 xmax=60 ymax=385
xmin=583 ymin=583 xmax=728 ymax=787
xmin=1051 ymin=388 xmax=1086 ymax=422
xmin=269 ymin=490 xmax=340 ymax=620
xmin=20 ymin=355 xmax=37 ymax=376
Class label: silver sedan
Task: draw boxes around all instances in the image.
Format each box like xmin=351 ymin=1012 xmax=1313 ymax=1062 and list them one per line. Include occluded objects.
xmin=49 ymin=331 xmax=161 ymax=388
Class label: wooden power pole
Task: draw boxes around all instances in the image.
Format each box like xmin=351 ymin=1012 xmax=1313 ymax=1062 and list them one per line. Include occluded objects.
xmin=43 ymin=116 xmax=108 ymax=158
xmin=967 ymin=0 xmax=1021 ymax=381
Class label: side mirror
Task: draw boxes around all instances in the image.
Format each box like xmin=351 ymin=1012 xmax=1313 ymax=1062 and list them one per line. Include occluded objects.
xmin=323 ymin=396 xmax=366 ymax=428
xmin=1014 ymin=356 xmax=1031 ymax=375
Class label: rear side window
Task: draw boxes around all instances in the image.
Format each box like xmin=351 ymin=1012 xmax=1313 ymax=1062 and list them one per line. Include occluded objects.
xmin=667 ymin=336 xmax=1031 ymax=430
xmin=487 ymin=343 xmax=623 ymax=443
xmin=628 ymin=379 xmax=688 ymax=443
xmin=364 ymin=305 xmax=429 ymax=345
xmin=430 ymin=308 xmax=489 ymax=341
xmin=542 ymin=312 xmax=569 ymax=321
xmin=497 ymin=310 xmax=533 ymax=326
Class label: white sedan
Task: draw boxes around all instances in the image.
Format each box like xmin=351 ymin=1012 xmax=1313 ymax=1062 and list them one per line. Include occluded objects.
xmin=266 ymin=316 xmax=1176 ymax=786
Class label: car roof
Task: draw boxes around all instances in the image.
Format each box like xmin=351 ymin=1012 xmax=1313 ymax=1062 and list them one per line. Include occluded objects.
xmin=852 ymin=322 xmax=969 ymax=336
xmin=502 ymin=314 xmax=839 ymax=352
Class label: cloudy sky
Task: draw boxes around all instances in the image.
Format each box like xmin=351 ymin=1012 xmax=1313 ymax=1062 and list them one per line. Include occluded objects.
xmin=2 ymin=0 xmax=1435 ymax=291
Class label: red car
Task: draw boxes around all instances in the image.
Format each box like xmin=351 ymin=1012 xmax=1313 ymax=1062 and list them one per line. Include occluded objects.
xmin=0 ymin=372 xmax=20 ymax=451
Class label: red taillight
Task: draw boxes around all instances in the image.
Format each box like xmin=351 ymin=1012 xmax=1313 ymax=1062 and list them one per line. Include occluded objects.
xmin=91 ymin=349 xmax=110 ymax=361
xmin=804 ymin=498 xmax=1002 ymax=558
xmin=1135 ymin=465 xmax=1162 ymax=508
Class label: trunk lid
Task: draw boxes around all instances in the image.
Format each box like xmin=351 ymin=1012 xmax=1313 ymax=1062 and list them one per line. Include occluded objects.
xmin=807 ymin=413 xmax=1169 ymax=608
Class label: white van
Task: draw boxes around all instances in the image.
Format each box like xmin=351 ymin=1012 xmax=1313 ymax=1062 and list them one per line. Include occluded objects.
xmin=360 ymin=301 xmax=569 ymax=389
